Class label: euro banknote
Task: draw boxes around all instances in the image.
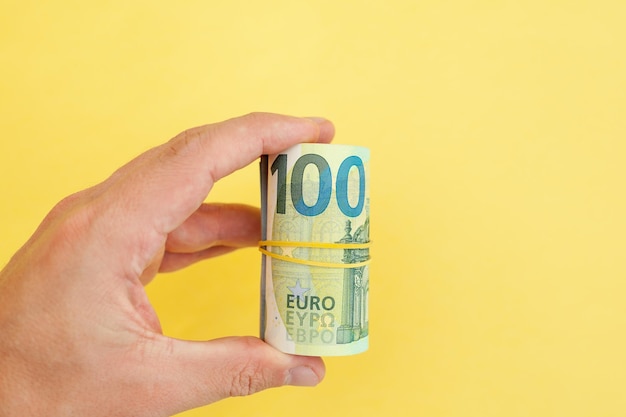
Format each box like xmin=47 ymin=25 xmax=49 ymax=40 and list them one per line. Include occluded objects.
xmin=260 ymin=143 xmax=370 ymax=356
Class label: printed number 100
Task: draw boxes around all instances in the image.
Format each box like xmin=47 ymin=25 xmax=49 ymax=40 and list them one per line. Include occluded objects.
xmin=271 ymin=154 xmax=365 ymax=218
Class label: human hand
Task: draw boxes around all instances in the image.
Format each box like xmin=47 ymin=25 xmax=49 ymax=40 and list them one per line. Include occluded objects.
xmin=0 ymin=113 xmax=334 ymax=416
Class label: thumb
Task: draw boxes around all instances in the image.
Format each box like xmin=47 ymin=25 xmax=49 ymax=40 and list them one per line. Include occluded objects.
xmin=156 ymin=336 xmax=325 ymax=414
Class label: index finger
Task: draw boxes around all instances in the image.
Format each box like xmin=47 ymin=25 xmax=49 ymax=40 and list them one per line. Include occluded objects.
xmin=185 ymin=113 xmax=335 ymax=184
xmin=91 ymin=113 xmax=334 ymax=269
xmin=152 ymin=113 xmax=333 ymax=230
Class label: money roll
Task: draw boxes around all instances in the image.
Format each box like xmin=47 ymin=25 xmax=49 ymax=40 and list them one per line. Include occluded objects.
xmin=259 ymin=143 xmax=370 ymax=356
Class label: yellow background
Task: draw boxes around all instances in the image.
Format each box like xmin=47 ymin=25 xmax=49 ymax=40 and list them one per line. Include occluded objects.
xmin=1 ymin=1 xmax=625 ymax=416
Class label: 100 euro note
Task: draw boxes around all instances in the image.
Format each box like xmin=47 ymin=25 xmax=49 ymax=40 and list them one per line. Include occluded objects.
xmin=260 ymin=143 xmax=370 ymax=356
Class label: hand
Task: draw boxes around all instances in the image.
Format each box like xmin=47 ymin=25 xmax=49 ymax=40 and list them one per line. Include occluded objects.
xmin=0 ymin=113 xmax=335 ymax=416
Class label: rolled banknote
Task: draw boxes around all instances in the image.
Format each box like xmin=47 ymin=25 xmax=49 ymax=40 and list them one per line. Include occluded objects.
xmin=259 ymin=143 xmax=370 ymax=356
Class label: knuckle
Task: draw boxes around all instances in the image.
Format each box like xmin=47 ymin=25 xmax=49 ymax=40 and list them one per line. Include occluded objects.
xmin=47 ymin=191 xmax=85 ymax=221
xmin=226 ymin=337 xmax=274 ymax=397
xmin=47 ymin=191 xmax=98 ymax=239
xmin=239 ymin=112 xmax=273 ymax=132
xmin=243 ymin=111 xmax=267 ymax=122
xmin=228 ymin=361 xmax=266 ymax=397
xmin=167 ymin=128 xmax=197 ymax=156
xmin=165 ymin=125 xmax=212 ymax=160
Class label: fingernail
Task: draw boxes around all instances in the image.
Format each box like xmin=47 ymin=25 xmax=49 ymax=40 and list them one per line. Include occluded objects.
xmin=286 ymin=366 xmax=320 ymax=387
xmin=306 ymin=117 xmax=328 ymax=125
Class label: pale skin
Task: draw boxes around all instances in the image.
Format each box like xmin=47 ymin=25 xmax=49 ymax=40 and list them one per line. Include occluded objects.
xmin=0 ymin=113 xmax=334 ymax=416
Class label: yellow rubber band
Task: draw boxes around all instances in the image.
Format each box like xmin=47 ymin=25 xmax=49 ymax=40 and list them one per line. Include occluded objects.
xmin=258 ymin=240 xmax=371 ymax=249
xmin=259 ymin=247 xmax=371 ymax=269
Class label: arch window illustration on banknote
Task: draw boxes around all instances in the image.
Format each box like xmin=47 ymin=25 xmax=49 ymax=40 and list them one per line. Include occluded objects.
xmin=336 ymin=218 xmax=370 ymax=345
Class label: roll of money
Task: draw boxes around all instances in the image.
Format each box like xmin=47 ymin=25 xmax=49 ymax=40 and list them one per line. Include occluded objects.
xmin=259 ymin=143 xmax=370 ymax=356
